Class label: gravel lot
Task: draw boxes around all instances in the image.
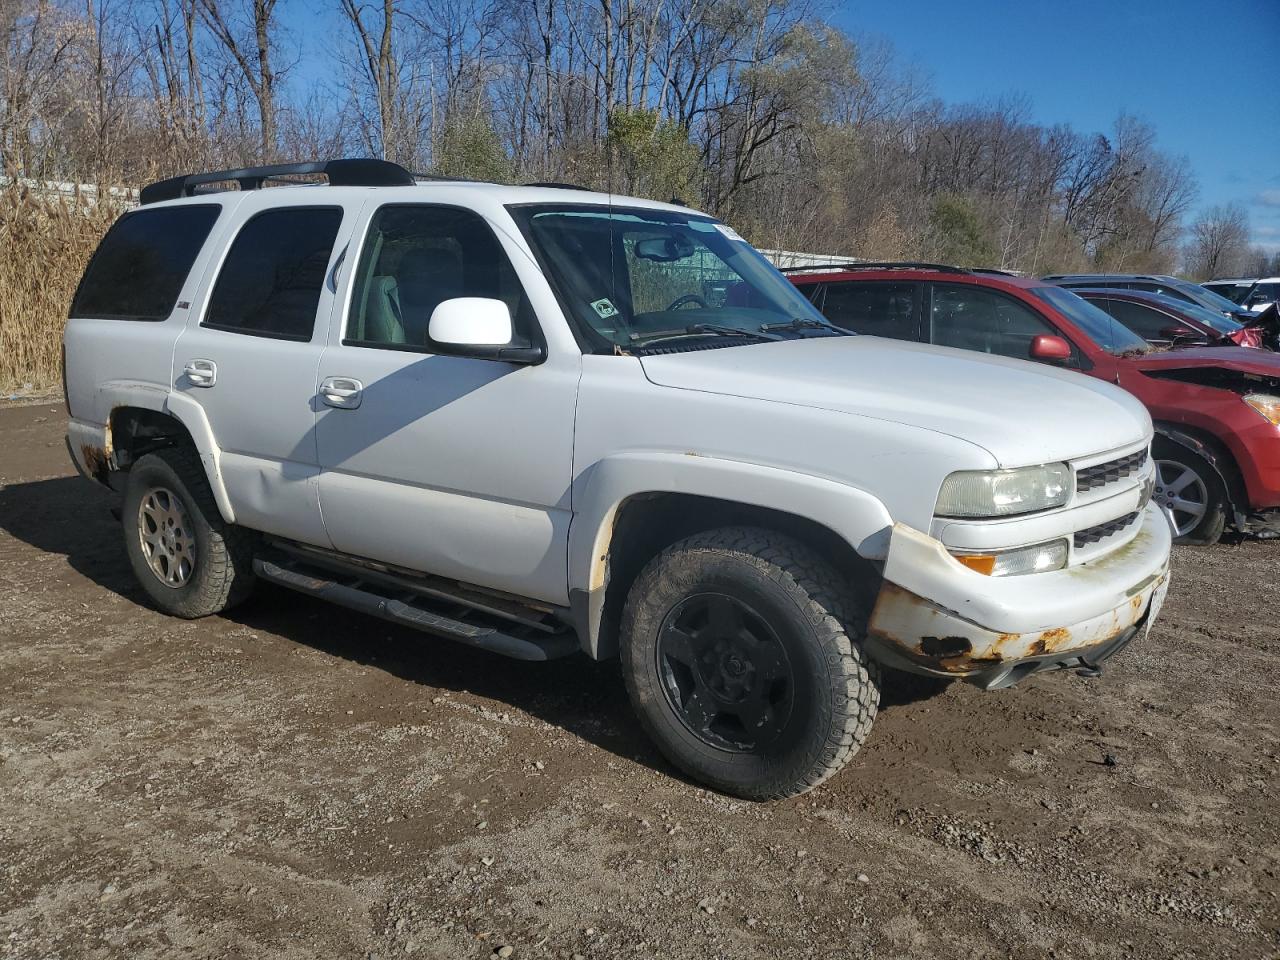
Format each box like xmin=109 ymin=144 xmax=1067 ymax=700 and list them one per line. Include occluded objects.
xmin=1 ymin=400 xmax=1278 ymax=959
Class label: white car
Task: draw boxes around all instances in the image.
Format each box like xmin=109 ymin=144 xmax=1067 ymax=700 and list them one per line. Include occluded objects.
xmin=63 ymin=159 xmax=1172 ymax=799
xmin=1242 ymin=279 xmax=1280 ymax=314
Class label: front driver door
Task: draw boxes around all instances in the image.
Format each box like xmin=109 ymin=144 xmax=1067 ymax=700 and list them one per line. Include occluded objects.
xmin=314 ymin=203 xmax=579 ymax=605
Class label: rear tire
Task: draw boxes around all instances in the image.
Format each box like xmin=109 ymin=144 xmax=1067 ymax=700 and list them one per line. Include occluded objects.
xmin=1152 ymin=438 xmax=1228 ymax=546
xmin=620 ymin=527 xmax=880 ymax=800
xmin=122 ymin=447 xmax=255 ymax=618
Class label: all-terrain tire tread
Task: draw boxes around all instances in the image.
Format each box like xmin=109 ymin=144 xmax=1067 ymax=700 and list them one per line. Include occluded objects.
xmin=621 ymin=526 xmax=880 ymax=800
xmin=130 ymin=447 xmax=255 ymax=617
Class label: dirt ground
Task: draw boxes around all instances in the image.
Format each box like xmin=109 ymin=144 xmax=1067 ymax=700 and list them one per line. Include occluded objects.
xmin=1 ymin=400 xmax=1277 ymax=960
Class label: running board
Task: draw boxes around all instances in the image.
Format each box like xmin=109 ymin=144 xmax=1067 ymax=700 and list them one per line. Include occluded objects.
xmin=252 ymin=558 xmax=579 ymax=662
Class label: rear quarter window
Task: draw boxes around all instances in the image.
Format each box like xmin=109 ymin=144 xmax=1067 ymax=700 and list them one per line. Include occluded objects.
xmin=70 ymin=205 xmax=221 ymax=321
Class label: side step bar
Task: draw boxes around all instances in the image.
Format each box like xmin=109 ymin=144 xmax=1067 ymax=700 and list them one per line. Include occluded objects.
xmin=252 ymin=558 xmax=579 ymax=662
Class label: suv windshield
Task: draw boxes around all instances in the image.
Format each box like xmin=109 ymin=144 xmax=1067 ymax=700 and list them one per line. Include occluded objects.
xmin=508 ymin=204 xmax=835 ymax=353
xmin=1176 ymin=279 xmax=1246 ymax=314
xmin=1031 ymin=286 xmax=1152 ymax=354
xmin=1148 ymin=293 xmax=1243 ymax=334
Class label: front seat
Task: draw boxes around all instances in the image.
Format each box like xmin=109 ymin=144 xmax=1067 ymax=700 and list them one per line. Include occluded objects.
xmin=362 ymin=276 xmax=406 ymax=345
xmin=396 ymin=246 xmax=464 ymax=345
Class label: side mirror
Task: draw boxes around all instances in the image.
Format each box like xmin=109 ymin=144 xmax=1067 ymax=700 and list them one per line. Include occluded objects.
xmin=1029 ymin=334 xmax=1072 ymax=362
xmin=428 ymin=297 xmax=544 ymax=364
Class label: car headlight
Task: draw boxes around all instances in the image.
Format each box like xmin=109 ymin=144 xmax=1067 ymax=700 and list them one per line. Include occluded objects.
xmin=935 ymin=463 xmax=1072 ymax=518
xmin=1243 ymin=393 xmax=1280 ymax=426
xmin=952 ymin=539 xmax=1069 ymax=577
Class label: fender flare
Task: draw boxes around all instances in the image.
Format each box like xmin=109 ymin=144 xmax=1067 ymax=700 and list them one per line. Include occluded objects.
xmin=98 ymin=381 xmax=235 ymax=523
xmin=1152 ymin=423 xmax=1244 ymax=522
xmin=567 ymin=452 xmax=894 ymax=658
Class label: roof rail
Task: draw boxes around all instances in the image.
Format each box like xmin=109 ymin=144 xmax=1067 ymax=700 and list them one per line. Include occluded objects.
xmin=778 ymin=261 xmax=969 ymax=275
xmin=523 ymin=181 xmax=592 ymax=191
xmin=139 ymin=158 xmax=415 ymax=205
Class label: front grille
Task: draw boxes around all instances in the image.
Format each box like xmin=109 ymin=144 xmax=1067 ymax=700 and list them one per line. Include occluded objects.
xmin=1076 ymin=449 xmax=1148 ymax=493
xmin=1074 ymin=511 xmax=1140 ymax=548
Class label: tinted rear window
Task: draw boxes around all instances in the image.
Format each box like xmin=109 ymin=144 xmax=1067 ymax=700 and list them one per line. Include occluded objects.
xmin=202 ymin=207 xmax=343 ymax=341
xmin=70 ymin=205 xmax=221 ymax=321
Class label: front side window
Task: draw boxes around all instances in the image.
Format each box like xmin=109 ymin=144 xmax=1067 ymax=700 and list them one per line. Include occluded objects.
xmin=1100 ymin=299 xmax=1193 ymax=340
xmin=1250 ymin=282 xmax=1280 ymax=305
xmin=346 ymin=205 xmax=535 ymax=349
xmin=1031 ymin=286 xmax=1150 ymax=355
xmin=202 ymin=207 xmax=342 ymax=341
xmin=508 ymin=204 xmax=832 ymax=353
xmin=71 ymin=204 xmax=221 ymax=321
xmin=930 ymin=283 xmax=1063 ymax=360
xmin=821 ymin=281 xmax=922 ymax=341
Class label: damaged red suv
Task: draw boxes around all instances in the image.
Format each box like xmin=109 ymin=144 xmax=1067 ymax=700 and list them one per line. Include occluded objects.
xmin=789 ymin=263 xmax=1280 ymax=544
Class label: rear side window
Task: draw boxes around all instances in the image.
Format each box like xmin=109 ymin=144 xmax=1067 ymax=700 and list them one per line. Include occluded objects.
xmin=1100 ymin=300 xmax=1184 ymax=340
xmin=203 ymin=207 xmax=343 ymax=341
xmin=70 ymin=205 xmax=220 ymax=321
xmin=820 ymin=281 xmax=921 ymax=341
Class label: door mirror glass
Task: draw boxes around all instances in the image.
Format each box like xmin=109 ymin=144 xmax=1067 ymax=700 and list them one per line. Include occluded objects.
xmin=1029 ymin=334 xmax=1072 ymax=361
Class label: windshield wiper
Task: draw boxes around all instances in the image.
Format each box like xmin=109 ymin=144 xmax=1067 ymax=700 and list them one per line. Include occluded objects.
xmin=760 ymin=316 xmax=853 ymax=336
xmin=631 ymin=323 xmax=782 ymax=347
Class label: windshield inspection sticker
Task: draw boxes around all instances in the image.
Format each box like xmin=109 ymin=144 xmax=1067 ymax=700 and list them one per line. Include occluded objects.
xmin=591 ymin=298 xmax=620 ymax=319
xmin=714 ymin=223 xmax=747 ymax=243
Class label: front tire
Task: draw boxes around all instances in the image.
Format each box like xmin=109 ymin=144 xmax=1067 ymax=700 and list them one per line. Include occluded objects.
xmin=620 ymin=527 xmax=880 ymax=800
xmin=1152 ymin=438 xmax=1228 ymax=545
xmin=122 ymin=447 xmax=255 ymax=618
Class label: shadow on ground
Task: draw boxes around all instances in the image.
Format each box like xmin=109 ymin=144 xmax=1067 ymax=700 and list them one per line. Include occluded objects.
xmin=0 ymin=475 xmax=944 ymax=786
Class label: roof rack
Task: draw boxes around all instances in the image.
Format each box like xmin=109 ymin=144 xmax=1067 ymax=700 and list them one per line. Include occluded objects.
xmin=778 ymin=260 xmax=969 ymax=275
xmin=139 ymin=158 xmax=415 ymax=205
xmin=523 ymin=181 xmax=592 ymax=191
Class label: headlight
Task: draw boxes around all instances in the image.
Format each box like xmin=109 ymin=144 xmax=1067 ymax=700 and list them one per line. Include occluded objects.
xmin=935 ymin=463 xmax=1072 ymax=518
xmin=1243 ymin=393 xmax=1280 ymax=426
xmin=952 ymin=539 xmax=1069 ymax=577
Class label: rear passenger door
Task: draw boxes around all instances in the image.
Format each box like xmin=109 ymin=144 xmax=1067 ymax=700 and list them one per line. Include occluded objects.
xmin=172 ymin=196 xmax=362 ymax=547
xmin=816 ymin=281 xmax=924 ymax=341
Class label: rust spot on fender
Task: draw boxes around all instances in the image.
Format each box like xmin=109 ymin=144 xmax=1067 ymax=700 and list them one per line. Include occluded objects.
xmin=80 ymin=444 xmax=110 ymax=479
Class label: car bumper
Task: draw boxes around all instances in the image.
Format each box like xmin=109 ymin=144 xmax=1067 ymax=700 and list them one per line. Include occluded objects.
xmin=865 ymin=503 xmax=1172 ymax=690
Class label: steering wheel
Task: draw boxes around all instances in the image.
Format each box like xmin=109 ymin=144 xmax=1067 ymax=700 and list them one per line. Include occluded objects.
xmin=666 ymin=293 xmax=708 ymax=311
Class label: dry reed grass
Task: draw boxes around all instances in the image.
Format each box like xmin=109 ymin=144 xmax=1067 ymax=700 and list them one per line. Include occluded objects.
xmin=0 ymin=186 xmax=122 ymax=392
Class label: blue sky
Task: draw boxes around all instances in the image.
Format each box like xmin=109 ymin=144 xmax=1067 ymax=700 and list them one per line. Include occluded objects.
xmin=834 ymin=0 xmax=1280 ymax=252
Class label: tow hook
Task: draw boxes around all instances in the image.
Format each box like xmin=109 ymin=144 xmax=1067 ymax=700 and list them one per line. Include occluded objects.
xmin=1075 ymin=663 xmax=1103 ymax=679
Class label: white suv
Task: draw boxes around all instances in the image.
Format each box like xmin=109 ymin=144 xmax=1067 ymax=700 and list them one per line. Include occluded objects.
xmin=64 ymin=159 xmax=1172 ymax=799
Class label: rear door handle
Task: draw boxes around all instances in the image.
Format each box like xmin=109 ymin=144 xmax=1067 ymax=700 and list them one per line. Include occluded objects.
xmin=320 ymin=377 xmax=363 ymax=409
xmin=183 ymin=359 xmax=216 ymax=387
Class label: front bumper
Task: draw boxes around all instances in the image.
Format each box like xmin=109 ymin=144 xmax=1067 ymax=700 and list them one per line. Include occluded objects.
xmin=865 ymin=503 xmax=1172 ymax=690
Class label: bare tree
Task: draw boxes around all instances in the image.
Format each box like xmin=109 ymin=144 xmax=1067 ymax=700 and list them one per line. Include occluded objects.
xmin=1185 ymin=203 xmax=1251 ymax=280
xmin=197 ymin=0 xmax=282 ymax=160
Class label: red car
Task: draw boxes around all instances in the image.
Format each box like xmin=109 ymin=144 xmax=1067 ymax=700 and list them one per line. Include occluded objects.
xmin=788 ymin=263 xmax=1280 ymax=544
xmin=1069 ymin=287 xmax=1270 ymax=350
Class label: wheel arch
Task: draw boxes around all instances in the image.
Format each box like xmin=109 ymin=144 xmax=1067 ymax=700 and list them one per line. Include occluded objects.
xmin=1152 ymin=421 xmax=1247 ymax=523
xmin=568 ymin=453 xmax=893 ymax=660
xmin=101 ymin=387 xmax=234 ymax=523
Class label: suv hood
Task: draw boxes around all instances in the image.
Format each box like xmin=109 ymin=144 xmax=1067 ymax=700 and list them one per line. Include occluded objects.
xmin=638 ymin=337 xmax=1151 ymax=467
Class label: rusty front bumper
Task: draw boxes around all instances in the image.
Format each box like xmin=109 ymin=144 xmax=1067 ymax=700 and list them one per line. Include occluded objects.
xmin=865 ymin=503 xmax=1172 ymax=690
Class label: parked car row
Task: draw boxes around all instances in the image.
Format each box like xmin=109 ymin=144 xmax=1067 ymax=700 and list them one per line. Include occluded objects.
xmin=63 ymin=160 xmax=1176 ymax=799
xmin=786 ymin=263 xmax=1280 ymax=544
xmin=1202 ymin=276 xmax=1280 ymax=314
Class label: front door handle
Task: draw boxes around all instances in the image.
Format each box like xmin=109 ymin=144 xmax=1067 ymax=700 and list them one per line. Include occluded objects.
xmin=320 ymin=377 xmax=363 ymax=409
xmin=183 ymin=359 xmax=217 ymax=387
